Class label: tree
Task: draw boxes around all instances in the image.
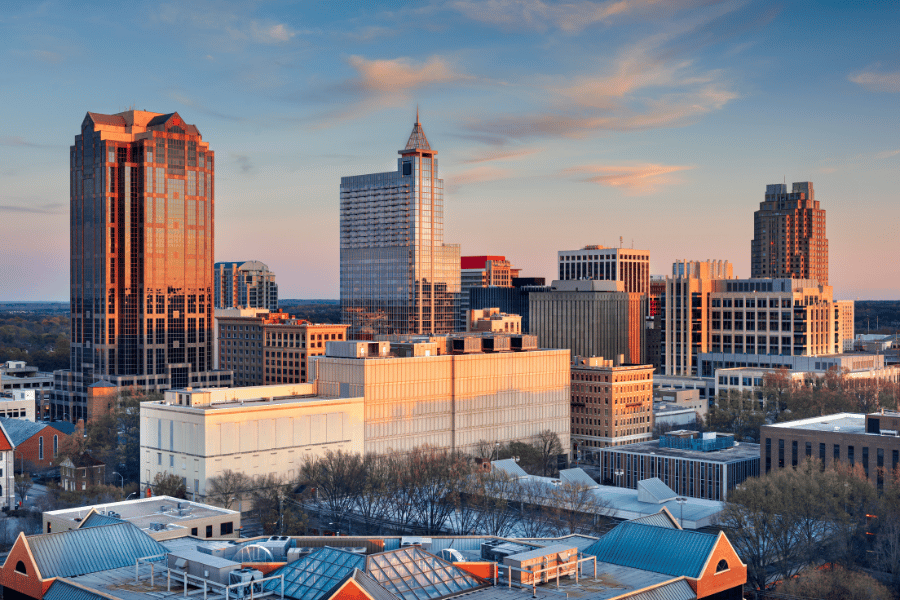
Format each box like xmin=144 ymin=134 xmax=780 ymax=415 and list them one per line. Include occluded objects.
xmin=777 ymin=565 xmax=892 ymax=600
xmin=206 ymin=470 xmax=250 ymax=510
xmin=705 ymin=390 xmax=766 ymax=442
xmin=251 ymin=473 xmax=307 ymax=536
xmin=300 ymin=450 xmax=366 ymax=528
xmin=14 ymin=473 xmax=33 ymax=506
xmin=408 ymin=446 xmax=473 ymax=534
xmin=471 ymin=470 xmax=519 ymax=537
xmin=516 ymin=479 xmax=557 ymax=538
xmin=536 ymin=430 xmax=564 ymax=477
xmin=354 ymin=454 xmax=393 ymax=534
xmin=548 ymin=481 xmax=610 ymax=535
xmin=151 ymin=471 xmax=186 ymax=498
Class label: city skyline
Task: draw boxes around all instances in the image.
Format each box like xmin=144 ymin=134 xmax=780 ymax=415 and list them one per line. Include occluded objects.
xmin=1 ymin=1 xmax=899 ymax=301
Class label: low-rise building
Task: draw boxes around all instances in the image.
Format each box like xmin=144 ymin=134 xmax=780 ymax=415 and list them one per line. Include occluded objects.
xmin=596 ymin=431 xmax=760 ymax=501
xmin=59 ymin=453 xmax=106 ymax=491
xmin=469 ymin=278 xmax=549 ymax=334
xmin=466 ymin=308 xmax=522 ymax=334
xmin=0 ymin=418 xmax=75 ymax=473
xmin=42 ymin=495 xmax=241 ymax=540
xmin=654 ymin=388 xmax=707 ymax=429
xmin=313 ymin=338 xmax=570 ymax=457
xmin=761 ymin=411 xmax=900 ymax=490
xmin=216 ymin=308 xmax=349 ymax=386
xmin=571 ymin=357 xmax=654 ymax=453
xmin=0 ymin=390 xmax=36 ymax=421
xmin=1 ymin=361 xmax=53 ymax=420
xmin=140 ymin=383 xmax=364 ymax=498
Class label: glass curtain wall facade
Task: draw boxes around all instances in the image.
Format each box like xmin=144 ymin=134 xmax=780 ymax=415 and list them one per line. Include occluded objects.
xmin=55 ymin=110 xmax=230 ymax=422
xmin=340 ymin=117 xmax=460 ymax=338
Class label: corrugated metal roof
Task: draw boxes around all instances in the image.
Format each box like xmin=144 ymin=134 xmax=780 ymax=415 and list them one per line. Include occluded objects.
xmin=27 ymin=522 xmax=168 ymax=578
xmin=491 ymin=459 xmax=528 ymax=479
xmin=79 ymin=511 xmax=123 ymax=529
xmin=636 ymin=478 xmax=677 ymax=504
xmin=44 ymin=579 xmax=118 ymax=600
xmin=582 ymin=522 xmax=717 ymax=579
xmin=616 ymin=578 xmax=696 ymax=600
xmin=559 ymin=468 xmax=599 ymax=488
xmin=628 ymin=510 xmax=679 ymax=530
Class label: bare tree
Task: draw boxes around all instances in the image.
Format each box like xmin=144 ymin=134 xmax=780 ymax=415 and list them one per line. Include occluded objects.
xmin=536 ymin=430 xmax=564 ymax=476
xmin=382 ymin=451 xmax=418 ymax=531
xmin=408 ymin=446 xmax=473 ymax=534
xmin=516 ymin=479 xmax=556 ymax=538
xmin=548 ymin=482 xmax=610 ymax=535
xmin=14 ymin=473 xmax=33 ymax=507
xmin=300 ymin=450 xmax=365 ymax=528
xmin=354 ymin=454 xmax=392 ymax=534
xmin=251 ymin=473 xmax=307 ymax=535
xmin=475 ymin=470 xmax=519 ymax=537
xmin=206 ymin=469 xmax=250 ymax=510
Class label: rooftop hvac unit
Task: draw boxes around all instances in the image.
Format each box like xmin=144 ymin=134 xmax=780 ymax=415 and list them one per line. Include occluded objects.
xmin=107 ymin=511 xmax=121 ymax=519
xmin=400 ymin=537 xmax=432 ymax=550
xmin=439 ymin=548 xmax=465 ymax=563
xmin=259 ymin=536 xmax=292 ymax=559
xmin=149 ymin=522 xmax=167 ymax=531
xmin=229 ymin=568 xmax=263 ymax=599
xmin=287 ymin=547 xmax=315 ymax=563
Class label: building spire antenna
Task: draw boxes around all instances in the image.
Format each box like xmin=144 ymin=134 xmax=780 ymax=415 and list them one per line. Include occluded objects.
xmin=416 ymin=104 xmax=420 ymax=125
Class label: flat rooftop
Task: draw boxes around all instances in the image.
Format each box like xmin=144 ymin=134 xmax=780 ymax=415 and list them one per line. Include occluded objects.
xmin=765 ymin=413 xmax=866 ymax=434
xmin=600 ymin=439 xmax=761 ymax=463
xmin=45 ymin=496 xmax=238 ymax=532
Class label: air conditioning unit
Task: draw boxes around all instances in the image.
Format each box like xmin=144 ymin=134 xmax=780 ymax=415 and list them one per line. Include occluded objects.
xmin=229 ymin=568 xmax=263 ymax=599
xmin=149 ymin=522 xmax=167 ymax=531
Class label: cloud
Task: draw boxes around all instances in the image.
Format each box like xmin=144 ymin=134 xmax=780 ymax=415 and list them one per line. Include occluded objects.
xmin=462 ymin=147 xmax=542 ymax=164
xmin=0 ymin=136 xmax=51 ymax=148
xmin=33 ymin=49 xmax=63 ymax=64
xmin=153 ymin=3 xmax=302 ymax=47
xmin=0 ymin=203 xmax=63 ymax=215
xmin=450 ymin=0 xmax=670 ymax=33
xmin=850 ymin=68 xmax=900 ymax=93
xmin=875 ymin=149 xmax=900 ymax=160
xmin=343 ymin=25 xmax=397 ymax=43
xmin=445 ymin=165 xmax=512 ymax=192
xmin=565 ymin=163 xmax=694 ymax=194
xmin=167 ymin=91 xmax=244 ymax=121
xmin=249 ymin=21 xmax=298 ymax=44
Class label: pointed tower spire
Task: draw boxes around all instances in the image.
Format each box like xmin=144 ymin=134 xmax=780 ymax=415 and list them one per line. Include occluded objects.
xmin=403 ymin=108 xmax=432 ymax=152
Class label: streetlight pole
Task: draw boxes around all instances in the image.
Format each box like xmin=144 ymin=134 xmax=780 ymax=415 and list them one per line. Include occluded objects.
xmin=113 ymin=471 xmax=124 ymax=489
xmin=614 ymin=469 xmax=624 ymax=488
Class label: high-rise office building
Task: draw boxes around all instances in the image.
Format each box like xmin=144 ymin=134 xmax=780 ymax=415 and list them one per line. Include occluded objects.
xmin=340 ymin=115 xmax=460 ymax=338
xmin=459 ymin=255 xmax=520 ymax=330
xmin=751 ymin=182 xmax=828 ymax=285
xmin=54 ymin=110 xmax=231 ymax=423
xmin=214 ymin=260 xmax=278 ymax=310
xmin=558 ymin=246 xmax=650 ymax=295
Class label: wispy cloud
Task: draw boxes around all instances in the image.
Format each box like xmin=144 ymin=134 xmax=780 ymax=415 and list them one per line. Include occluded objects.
xmin=445 ymin=165 xmax=512 ymax=192
xmin=33 ymin=49 xmax=63 ymax=64
xmin=451 ymin=0 xmax=674 ymax=33
xmin=167 ymin=91 xmax=245 ymax=122
xmin=0 ymin=202 xmax=63 ymax=215
xmin=565 ymin=163 xmax=694 ymax=194
xmin=849 ymin=67 xmax=900 ymax=93
xmin=153 ymin=3 xmax=304 ymax=46
xmin=461 ymin=147 xmax=542 ymax=164
xmin=0 ymin=136 xmax=52 ymax=148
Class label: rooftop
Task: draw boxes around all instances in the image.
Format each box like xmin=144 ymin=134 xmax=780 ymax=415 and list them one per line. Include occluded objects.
xmin=765 ymin=413 xmax=866 ymax=434
xmin=600 ymin=438 xmax=761 ymax=464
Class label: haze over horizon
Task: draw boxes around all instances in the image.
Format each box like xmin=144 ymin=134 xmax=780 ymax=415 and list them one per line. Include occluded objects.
xmin=1 ymin=1 xmax=898 ymax=302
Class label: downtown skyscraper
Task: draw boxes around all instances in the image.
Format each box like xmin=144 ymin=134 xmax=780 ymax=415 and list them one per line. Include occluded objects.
xmin=54 ymin=111 xmax=231 ymax=422
xmin=751 ymin=182 xmax=828 ymax=285
xmin=340 ymin=115 xmax=460 ymax=338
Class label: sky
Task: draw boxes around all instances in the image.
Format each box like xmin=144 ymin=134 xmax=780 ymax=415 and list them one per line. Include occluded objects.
xmin=1 ymin=0 xmax=898 ymax=301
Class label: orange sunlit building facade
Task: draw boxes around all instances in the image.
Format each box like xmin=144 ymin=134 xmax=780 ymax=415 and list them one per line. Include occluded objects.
xmin=54 ymin=110 xmax=231 ymax=422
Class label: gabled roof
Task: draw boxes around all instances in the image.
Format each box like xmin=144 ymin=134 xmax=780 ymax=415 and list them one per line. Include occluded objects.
xmin=637 ymin=478 xmax=678 ymax=504
xmin=617 ymin=578 xmax=697 ymax=600
xmin=491 ymin=459 xmax=528 ymax=479
xmin=0 ymin=420 xmax=14 ymax=451
xmin=627 ymin=507 xmax=681 ymax=530
xmin=25 ymin=522 xmax=167 ymax=578
xmin=78 ymin=509 xmax=123 ymax=529
xmin=0 ymin=417 xmax=50 ymax=446
xmin=49 ymin=421 xmax=77 ymax=435
xmin=582 ymin=522 xmax=718 ymax=579
xmin=365 ymin=546 xmax=489 ymax=600
xmin=559 ymin=468 xmax=599 ymax=488
xmin=403 ymin=115 xmax=432 ymax=152
xmin=44 ymin=578 xmax=119 ymax=600
xmin=324 ymin=569 xmax=396 ymax=600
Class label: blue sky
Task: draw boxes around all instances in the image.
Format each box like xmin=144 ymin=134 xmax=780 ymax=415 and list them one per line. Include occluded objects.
xmin=1 ymin=0 xmax=898 ymax=301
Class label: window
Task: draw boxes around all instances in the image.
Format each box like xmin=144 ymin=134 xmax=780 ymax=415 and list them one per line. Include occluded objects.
xmin=39 ymin=436 xmax=44 ymax=460
xmin=15 ymin=561 xmax=26 ymax=574
xmin=206 ymin=525 xmax=213 ymax=538
xmin=715 ymin=559 xmax=729 ymax=573
xmin=53 ymin=435 xmax=58 ymax=458
xmin=157 ymin=453 xmax=162 ymax=465
xmin=221 ymin=522 xmax=234 ymax=535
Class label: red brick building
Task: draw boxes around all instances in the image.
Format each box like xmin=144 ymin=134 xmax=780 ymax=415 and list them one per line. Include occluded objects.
xmin=59 ymin=453 xmax=106 ymax=491
xmin=0 ymin=418 xmax=75 ymax=473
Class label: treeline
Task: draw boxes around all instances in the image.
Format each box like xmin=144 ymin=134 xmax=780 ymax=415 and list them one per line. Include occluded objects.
xmin=203 ymin=445 xmax=608 ymax=538
xmin=278 ymin=302 xmax=342 ymax=324
xmin=0 ymin=313 xmax=69 ymax=371
xmin=720 ymin=459 xmax=900 ymax=597
xmin=855 ymin=301 xmax=900 ymax=333
xmin=707 ymin=370 xmax=900 ymax=442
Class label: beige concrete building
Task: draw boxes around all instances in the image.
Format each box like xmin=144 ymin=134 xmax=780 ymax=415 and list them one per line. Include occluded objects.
xmin=43 ymin=496 xmax=240 ymax=540
xmin=558 ymin=246 xmax=650 ymax=295
xmin=312 ymin=339 xmax=570 ymax=457
xmin=530 ymin=280 xmax=646 ymax=365
xmin=660 ymin=260 xmax=733 ymax=377
xmin=139 ymin=383 xmax=364 ymax=498
xmin=571 ymin=357 xmax=654 ymax=453
xmin=0 ymin=391 xmax=36 ymax=421
xmin=1 ymin=361 xmax=53 ymax=420
xmin=837 ymin=300 xmax=855 ymax=352
xmin=216 ymin=309 xmax=349 ymax=386
xmin=466 ymin=308 xmax=522 ymax=334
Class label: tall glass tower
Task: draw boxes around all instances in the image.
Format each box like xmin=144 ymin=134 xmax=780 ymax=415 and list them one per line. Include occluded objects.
xmin=340 ymin=115 xmax=460 ymax=338
xmin=54 ymin=110 xmax=232 ymax=422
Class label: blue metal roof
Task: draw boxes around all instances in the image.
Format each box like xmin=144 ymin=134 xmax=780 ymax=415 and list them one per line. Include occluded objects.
xmin=582 ymin=522 xmax=718 ymax=579
xmin=26 ymin=522 xmax=168 ymax=578
xmin=627 ymin=509 xmax=679 ymax=529
xmin=263 ymin=547 xmax=366 ymax=600
xmin=78 ymin=511 xmax=123 ymax=529
xmin=0 ymin=417 xmax=49 ymax=446
xmin=44 ymin=579 xmax=115 ymax=600
xmin=619 ymin=578 xmax=697 ymax=600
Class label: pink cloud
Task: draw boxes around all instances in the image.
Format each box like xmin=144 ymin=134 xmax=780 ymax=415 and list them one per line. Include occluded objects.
xmin=565 ymin=163 xmax=694 ymax=194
